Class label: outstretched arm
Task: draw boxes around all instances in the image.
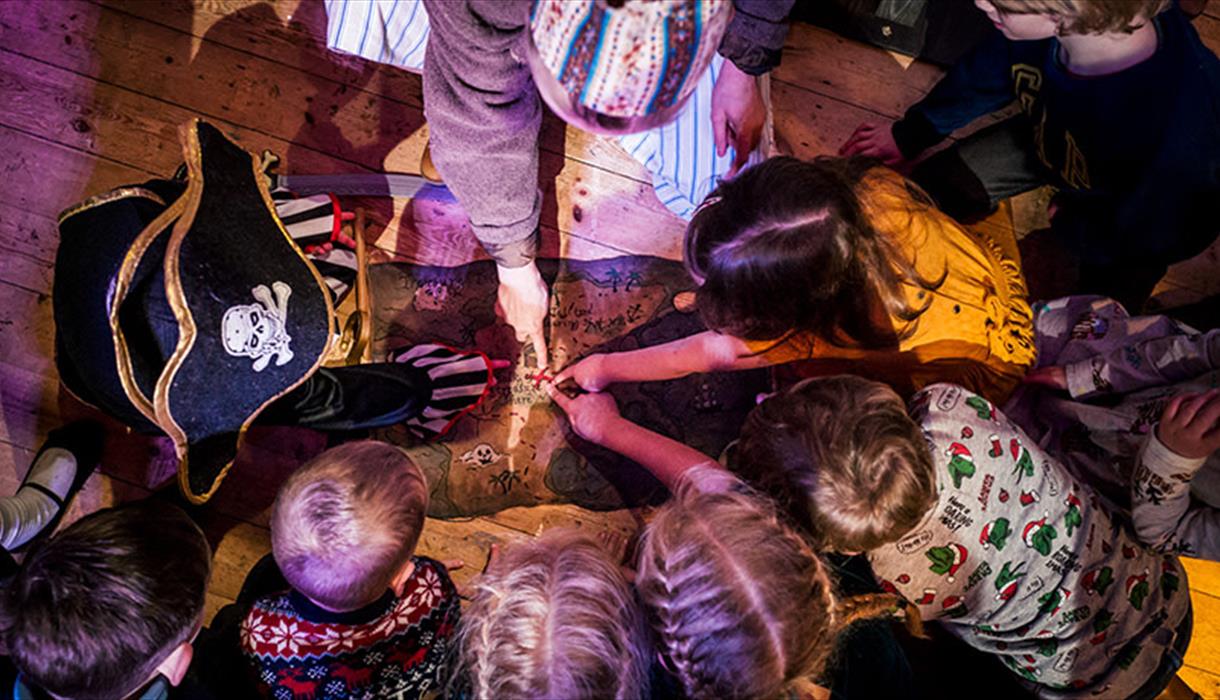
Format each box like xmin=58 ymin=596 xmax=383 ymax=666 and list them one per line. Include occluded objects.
xmin=554 ymin=330 xmax=773 ymax=392
xmin=546 ymin=384 xmax=721 ymax=491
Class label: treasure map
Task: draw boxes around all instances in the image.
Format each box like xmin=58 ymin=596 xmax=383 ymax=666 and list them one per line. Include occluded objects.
xmin=370 ymin=256 xmax=769 ymax=518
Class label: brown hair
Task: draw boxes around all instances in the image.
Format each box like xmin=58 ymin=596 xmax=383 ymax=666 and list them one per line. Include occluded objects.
xmin=1 ymin=500 xmax=211 ymax=700
xmin=456 ymin=529 xmax=651 ymax=700
xmin=988 ymin=0 xmax=1170 ymax=34
xmin=635 ymin=468 xmax=916 ymax=699
xmin=735 ymin=376 xmax=938 ymax=554
xmin=272 ymin=440 xmax=428 ymax=611
xmin=685 ymin=156 xmax=943 ymax=349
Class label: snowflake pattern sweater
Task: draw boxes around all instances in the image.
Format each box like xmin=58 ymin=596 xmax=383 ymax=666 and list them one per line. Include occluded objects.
xmin=869 ymin=384 xmax=1190 ymax=697
xmin=240 ymin=557 xmax=459 ymax=700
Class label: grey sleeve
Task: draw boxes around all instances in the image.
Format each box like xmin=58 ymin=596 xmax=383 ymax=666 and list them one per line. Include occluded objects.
xmin=1065 ymin=328 xmax=1220 ymax=399
xmin=422 ymin=0 xmax=541 ymax=268
xmin=719 ymin=0 xmax=795 ymax=75
xmin=1132 ymin=433 xmax=1220 ymax=560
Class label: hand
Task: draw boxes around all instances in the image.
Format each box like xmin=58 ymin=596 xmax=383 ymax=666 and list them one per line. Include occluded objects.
xmin=1024 ymin=366 xmax=1068 ymax=391
xmin=496 ymin=263 xmax=549 ymax=369
xmin=711 ymin=60 xmax=766 ymax=176
xmin=1156 ymin=389 xmax=1220 ymax=460
xmin=552 ymin=353 xmax=613 ymax=393
xmin=839 ymin=122 xmax=904 ymax=165
xmin=546 ymin=383 xmax=623 ymax=444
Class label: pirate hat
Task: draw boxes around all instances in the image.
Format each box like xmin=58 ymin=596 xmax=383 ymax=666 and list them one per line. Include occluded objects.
xmin=112 ymin=120 xmax=334 ymax=502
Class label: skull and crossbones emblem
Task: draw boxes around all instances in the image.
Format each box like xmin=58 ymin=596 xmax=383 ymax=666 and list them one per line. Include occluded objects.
xmin=460 ymin=443 xmax=505 ymax=470
xmin=221 ymin=281 xmax=294 ymax=372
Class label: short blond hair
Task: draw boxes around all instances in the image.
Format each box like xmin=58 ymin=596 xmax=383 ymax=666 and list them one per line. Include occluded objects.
xmin=989 ymin=0 xmax=1170 ymax=34
xmin=635 ymin=470 xmax=839 ymax=699
xmin=271 ymin=440 xmax=428 ymax=611
xmin=457 ymin=529 xmax=650 ymax=700
xmin=736 ymin=376 xmax=937 ymax=554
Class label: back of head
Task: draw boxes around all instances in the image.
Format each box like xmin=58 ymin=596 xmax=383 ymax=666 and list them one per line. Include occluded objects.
xmin=2 ymin=500 xmax=211 ymax=700
xmin=457 ymin=529 xmax=650 ymax=700
xmin=634 ymin=470 xmax=837 ymax=700
xmin=272 ymin=440 xmax=428 ymax=611
xmin=989 ymin=0 xmax=1170 ymax=34
xmin=736 ymin=375 xmax=937 ymax=553
xmin=686 ymin=156 xmax=917 ymax=346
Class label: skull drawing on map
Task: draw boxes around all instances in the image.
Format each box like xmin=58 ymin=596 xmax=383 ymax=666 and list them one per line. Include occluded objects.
xmin=222 ymin=281 xmax=294 ymax=372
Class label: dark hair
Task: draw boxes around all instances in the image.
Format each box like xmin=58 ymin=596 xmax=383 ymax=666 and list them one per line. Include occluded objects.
xmin=2 ymin=500 xmax=211 ymax=700
xmin=734 ymin=375 xmax=938 ymax=553
xmin=685 ymin=156 xmax=943 ymax=348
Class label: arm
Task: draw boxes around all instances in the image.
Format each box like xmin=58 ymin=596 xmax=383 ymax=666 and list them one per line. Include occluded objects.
xmin=546 ymin=385 xmax=722 ymax=491
xmin=1061 ymin=328 xmax=1220 ymax=400
xmin=1131 ymin=392 xmax=1220 ymax=559
xmin=554 ymin=330 xmax=774 ymax=391
xmin=719 ymin=0 xmax=795 ymax=76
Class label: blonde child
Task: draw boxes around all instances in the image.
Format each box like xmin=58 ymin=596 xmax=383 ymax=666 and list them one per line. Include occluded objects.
xmin=547 ymin=385 xmax=922 ymax=700
xmin=454 ymin=529 xmax=651 ymax=700
xmin=555 ymin=156 xmax=1035 ymax=404
xmin=239 ymin=441 xmax=459 ymax=700
xmin=842 ymin=0 xmax=1220 ymax=312
xmin=734 ymin=376 xmax=1193 ymax=698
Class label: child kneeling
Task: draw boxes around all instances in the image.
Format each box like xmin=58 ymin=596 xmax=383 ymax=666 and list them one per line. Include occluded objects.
xmin=240 ymin=441 xmax=459 ymax=699
xmin=737 ymin=376 xmax=1192 ymax=698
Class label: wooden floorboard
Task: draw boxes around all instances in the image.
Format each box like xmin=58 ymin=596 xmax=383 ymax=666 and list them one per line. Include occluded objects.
xmin=1 ymin=0 xmax=1218 ymax=693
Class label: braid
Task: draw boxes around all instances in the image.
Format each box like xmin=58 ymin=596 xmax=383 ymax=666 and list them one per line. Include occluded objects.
xmin=834 ymin=593 xmax=926 ymax=639
xmin=637 ymin=469 xmax=842 ymax=700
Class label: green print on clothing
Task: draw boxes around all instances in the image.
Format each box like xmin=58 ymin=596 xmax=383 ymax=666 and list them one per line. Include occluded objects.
xmin=926 ymin=544 xmax=967 ymax=580
xmin=994 ymin=561 xmax=1025 ymax=601
xmin=1127 ymin=574 xmax=1150 ymax=611
xmin=966 ymin=395 xmax=995 ymax=421
xmin=946 ymin=442 xmax=976 ymax=489
xmin=980 ymin=517 xmax=1012 ymax=551
xmin=1064 ymin=494 xmax=1083 ymax=536
xmin=1023 ymin=518 xmax=1058 ymax=557
xmin=1012 ymin=447 xmax=1036 ymax=482
xmin=1081 ymin=566 xmax=1114 ymax=596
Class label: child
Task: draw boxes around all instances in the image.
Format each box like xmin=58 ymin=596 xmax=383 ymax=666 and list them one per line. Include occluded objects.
xmin=239 ymin=441 xmax=460 ymax=700
xmin=1 ymin=500 xmax=213 ymax=700
xmin=841 ymin=0 xmax=1220 ymax=311
xmin=1010 ymin=295 xmax=1220 ymax=560
xmin=547 ymin=385 xmax=922 ymax=700
xmin=555 ymin=156 xmax=1035 ymax=404
xmin=454 ymin=529 xmax=651 ymax=700
xmin=734 ymin=375 xmax=1192 ymax=698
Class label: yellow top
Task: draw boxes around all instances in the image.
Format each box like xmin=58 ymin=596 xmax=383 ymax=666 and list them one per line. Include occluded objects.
xmin=746 ymin=168 xmax=1036 ymax=403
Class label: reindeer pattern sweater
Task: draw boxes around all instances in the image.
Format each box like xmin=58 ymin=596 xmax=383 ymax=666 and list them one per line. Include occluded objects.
xmin=240 ymin=557 xmax=459 ymax=700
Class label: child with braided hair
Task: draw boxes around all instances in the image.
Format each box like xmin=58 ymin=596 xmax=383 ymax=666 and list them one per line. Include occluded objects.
xmin=546 ymin=385 xmax=921 ymax=700
xmin=452 ymin=528 xmax=651 ymax=700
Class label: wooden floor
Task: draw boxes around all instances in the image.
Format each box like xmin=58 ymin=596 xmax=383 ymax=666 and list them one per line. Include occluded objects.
xmin=2 ymin=0 xmax=1219 ymax=695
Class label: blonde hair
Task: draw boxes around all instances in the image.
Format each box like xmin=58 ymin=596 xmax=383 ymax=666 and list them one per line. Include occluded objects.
xmin=635 ymin=469 xmax=917 ymax=699
xmin=736 ymin=376 xmax=937 ymax=554
xmin=457 ymin=529 xmax=651 ymax=700
xmin=271 ymin=440 xmax=428 ymax=611
xmin=988 ymin=0 xmax=1170 ymax=34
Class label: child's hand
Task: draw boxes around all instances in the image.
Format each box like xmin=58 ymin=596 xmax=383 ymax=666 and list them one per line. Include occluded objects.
xmin=839 ymin=122 xmax=904 ymax=165
xmin=1157 ymin=389 xmax=1220 ymax=459
xmin=553 ymin=354 xmax=613 ymax=392
xmin=1024 ymin=366 xmax=1068 ymax=391
xmin=546 ymin=383 xmax=622 ymax=444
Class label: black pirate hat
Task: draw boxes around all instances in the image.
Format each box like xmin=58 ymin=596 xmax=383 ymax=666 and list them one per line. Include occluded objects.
xmin=75 ymin=120 xmax=334 ymax=503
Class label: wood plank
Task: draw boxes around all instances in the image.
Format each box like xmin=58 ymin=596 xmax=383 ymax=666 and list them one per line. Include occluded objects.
xmin=1194 ymin=13 xmax=1220 ymax=54
xmin=1185 ymin=589 xmax=1220 ymax=698
xmin=1179 ymin=665 xmax=1220 ymax=699
xmin=775 ymin=22 xmax=944 ymax=120
xmin=99 ymin=0 xmax=649 ymax=182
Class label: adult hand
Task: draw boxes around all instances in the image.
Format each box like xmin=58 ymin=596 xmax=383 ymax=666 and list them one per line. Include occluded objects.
xmin=1024 ymin=366 xmax=1068 ymax=391
xmin=839 ymin=122 xmax=904 ymax=165
xmin=1156 ymin=389 xmax=1220 ymax=460
xmin=546 ymin=382 xmax=623 ymax=445
xmin=552 ymin=353 xmax=613 ymax=393
xmin=711 ymin=60 xmax=766 ymax=176
xmin=496 ymin=263 xmax=549 ymax=369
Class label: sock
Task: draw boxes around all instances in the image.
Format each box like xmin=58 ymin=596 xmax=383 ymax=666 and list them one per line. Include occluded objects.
xmin=0 ymin=448 xmax=78 ymax=550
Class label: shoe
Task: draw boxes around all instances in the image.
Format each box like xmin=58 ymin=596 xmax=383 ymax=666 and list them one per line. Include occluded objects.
xmin=11 ymin=421 xmax=105 ymax=552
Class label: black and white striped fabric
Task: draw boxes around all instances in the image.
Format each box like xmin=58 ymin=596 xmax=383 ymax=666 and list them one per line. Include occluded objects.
xmin=271 ymin=191 xmax=359 ymax=302
xmin=392 ymin=343 xmax=493 ymax=439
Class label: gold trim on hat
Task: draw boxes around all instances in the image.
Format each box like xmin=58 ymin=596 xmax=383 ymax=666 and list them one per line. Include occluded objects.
xmin=154 ymin=119 xmax=336 ymax=504
xmin=57 ymin=187 xmax=167 ymax=226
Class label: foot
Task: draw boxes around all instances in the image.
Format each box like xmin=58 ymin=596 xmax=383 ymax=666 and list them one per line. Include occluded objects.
xmin=6 ymin=421 xmax=104 ymax=550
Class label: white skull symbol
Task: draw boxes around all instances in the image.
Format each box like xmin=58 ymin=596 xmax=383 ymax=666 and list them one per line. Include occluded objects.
xmin=461 ymin=443 xmax=505 ymax=469
xmin=221 ymin=281 xmax=294 ymax=372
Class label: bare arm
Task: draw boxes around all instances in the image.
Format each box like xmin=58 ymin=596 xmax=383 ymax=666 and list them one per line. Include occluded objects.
xmin=546 ymin=385 xmax=722 ymax=491
xmin=555 ymin=330 xmax=774 ymax=391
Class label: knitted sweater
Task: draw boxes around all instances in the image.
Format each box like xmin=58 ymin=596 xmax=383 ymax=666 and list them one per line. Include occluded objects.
xmin=240 ymin=557 xmax=459 ymax=700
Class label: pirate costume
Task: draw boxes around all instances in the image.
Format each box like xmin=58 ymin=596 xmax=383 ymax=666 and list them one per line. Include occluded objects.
xmin=54 ymin=119 xmax=493 ymax=503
